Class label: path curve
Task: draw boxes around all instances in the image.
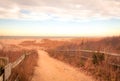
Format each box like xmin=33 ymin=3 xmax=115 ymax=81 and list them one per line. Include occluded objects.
xmin=32 ymin=50 xmax=94 ymax=81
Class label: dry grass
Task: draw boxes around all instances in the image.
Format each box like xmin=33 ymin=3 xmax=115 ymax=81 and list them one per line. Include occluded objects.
xmin=47 ymin=36 xmax=120 ymax=81
xmin=0 ymin=48 xmax=38 ymax=81
xmin=20 ymin=38 xmax=70 ymax=49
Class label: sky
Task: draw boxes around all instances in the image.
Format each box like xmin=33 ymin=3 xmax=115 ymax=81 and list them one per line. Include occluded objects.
xmin=0 ymin=0 xmax=120 ymax=37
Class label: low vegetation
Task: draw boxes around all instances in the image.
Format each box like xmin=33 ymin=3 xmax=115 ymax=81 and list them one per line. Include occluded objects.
xmin=47 ymin=36 xmax=120 ymax=81
xmin=20 ymin=38 xmax=70 ymax=49
xmin=0 ymin=46 xmax=38 ymax=81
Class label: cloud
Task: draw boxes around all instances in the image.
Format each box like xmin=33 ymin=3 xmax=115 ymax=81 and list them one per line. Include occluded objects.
xmin=0 ymin=0 xmax=120 ymax=21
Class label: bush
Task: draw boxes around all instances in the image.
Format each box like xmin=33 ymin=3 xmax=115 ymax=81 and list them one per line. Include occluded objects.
xmin=92 ymin=52 xmax=104 ymax=65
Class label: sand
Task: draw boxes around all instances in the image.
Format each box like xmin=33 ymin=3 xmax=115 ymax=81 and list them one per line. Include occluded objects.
xmin=32 ymin=50 xmax=94 ymax=81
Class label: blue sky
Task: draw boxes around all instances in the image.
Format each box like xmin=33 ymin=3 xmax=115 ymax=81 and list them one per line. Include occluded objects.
xmin=0 ymin=0 xmax=120 ymax=37
xmin=0 ymin=18 xmax=120 ymax=37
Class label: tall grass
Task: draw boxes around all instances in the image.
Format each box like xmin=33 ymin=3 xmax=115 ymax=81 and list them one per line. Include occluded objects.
xmin=46 ymin=36 xmax=120 ymax=81
xmin=0 ymin=48 xmax=38 ymax=81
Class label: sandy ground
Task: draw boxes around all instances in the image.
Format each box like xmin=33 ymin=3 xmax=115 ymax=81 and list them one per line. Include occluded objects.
xmin=0 ymin=39 xmax=42 ymax=45
xmin=0 ymin=38 xmax=72 ymax=45
xmin=32 ymin=50 xmax=95 ymax=81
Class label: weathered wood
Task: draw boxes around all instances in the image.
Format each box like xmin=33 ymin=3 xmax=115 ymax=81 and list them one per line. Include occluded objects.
xmin=56 ymin=50 xmax=120 ymax=56
xmin=4 ymin=63 xmax=12 ymax=81
xmin=0 ymin=53 xmax=29 ymax=81
xmin=11 ymin=54 xmax=25 ymax=68
xmin=0 ymin=74 xmax=3 ymax=81
xmin=55 ymin=50 xmax=120 ymax=67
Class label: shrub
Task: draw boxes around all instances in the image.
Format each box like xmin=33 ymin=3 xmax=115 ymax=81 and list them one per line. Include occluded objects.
xmin=92 ymin=52 xmax=104 ymax=65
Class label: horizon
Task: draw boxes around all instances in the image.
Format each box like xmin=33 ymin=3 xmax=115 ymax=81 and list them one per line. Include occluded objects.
xmin=0 ymin=35 xmax=119 ymax=39
xmin=0 ymin=0 xmax=120 ymax=37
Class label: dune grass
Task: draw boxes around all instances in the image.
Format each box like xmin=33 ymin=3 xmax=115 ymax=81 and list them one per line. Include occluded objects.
xmin=0 ymin=49 xmax=38 ymax=81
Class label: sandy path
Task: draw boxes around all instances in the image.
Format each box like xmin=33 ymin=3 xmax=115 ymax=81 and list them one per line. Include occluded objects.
xmin=32 ymin=50 xmax=94 ymax=81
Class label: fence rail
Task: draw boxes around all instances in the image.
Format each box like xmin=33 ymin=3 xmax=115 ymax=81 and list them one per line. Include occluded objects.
xmin=108 ymin=63 xmax=120 ymax=67
xmin=55 ymin=49 xmax=120 ymax=67
xmin=0 ymin=49 xmax=120 ymax=81
xmin=0 ymin=53 xmax=30 ymax=81
xmin=11 ymin=54 xmax=25 ymax=68
xmin=55 ymin=49 xmax=120 ymax=56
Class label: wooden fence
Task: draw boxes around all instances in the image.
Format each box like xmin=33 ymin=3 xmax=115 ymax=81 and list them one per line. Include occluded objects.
xmin=56 ymin=49 xmax=120 ymax=56
xmin=0 ymin=53 xmax=29 ymax=81
xmin=0 ymin=49 xmax=120 ymax=81
xmin=55 ymin=49 xmax=120 ymax=67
